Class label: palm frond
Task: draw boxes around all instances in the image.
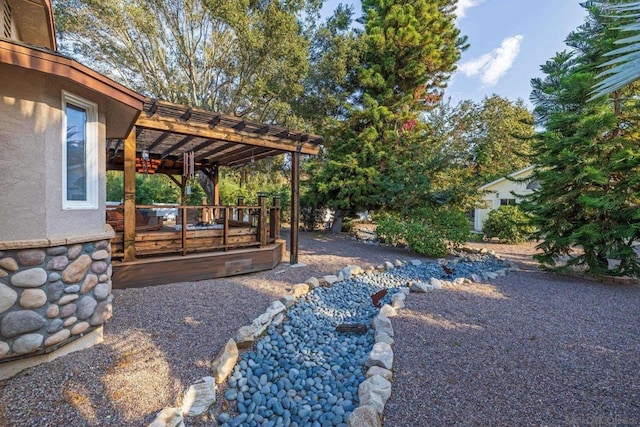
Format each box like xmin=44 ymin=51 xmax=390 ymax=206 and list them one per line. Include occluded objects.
xmin=590 ymin=1 xmax=640 ymax=99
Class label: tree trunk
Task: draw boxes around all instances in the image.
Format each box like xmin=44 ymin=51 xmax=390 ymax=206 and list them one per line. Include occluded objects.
xmin=330 ymin=209 xmax=343 ymax=234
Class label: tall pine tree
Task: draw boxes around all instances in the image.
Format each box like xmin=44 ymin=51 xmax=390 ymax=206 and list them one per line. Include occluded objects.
xmin=310 ymin=0 xmax=467 ymax=229
xmin=525 ymin=2 xmax=640 ymax=276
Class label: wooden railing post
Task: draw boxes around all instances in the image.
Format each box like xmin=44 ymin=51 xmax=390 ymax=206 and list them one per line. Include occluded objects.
xmin=258 ymin=192 xmax=268 ymax=246
xmin=270 ymin=195 xmax=281 ymax=240
xmin=237 ymin=196 xmax=244 ymax=222
xmin=181 ymin=205 xmax=187 ymax=256
xmin=223 ymin=207 xmax=229 ymax=250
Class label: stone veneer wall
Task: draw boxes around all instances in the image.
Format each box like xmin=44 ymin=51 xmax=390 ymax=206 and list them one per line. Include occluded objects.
xmin=0 ymin=238 xmax=114 ymax=361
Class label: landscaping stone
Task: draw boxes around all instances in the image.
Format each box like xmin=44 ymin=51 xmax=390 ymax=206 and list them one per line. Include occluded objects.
xmin=216 ymin=254 xmax=508 ymax=427
xmin=91 ymin=261 xmax=108 ymax=274
xmin=77 ymin=296 xmax=97 ymax=320
xmin=365 ymin=366 xmax=393 ymax=381
xmin=63 ymin=317 xmax=77 ymax=327
xmin=0 ymin=283 xmax=17 ymax=313
xmin=0 ymin=257 xmax=19 ymax=271
xmin=410 ymin=281 xmax=433 ymax=293
xmin=47 ymin=256 xmax=69 ymax=271
xmin=305 ymin=277 xmax=320 ymax=289
xmin=47 ymin=246 xmax=68 ymax=256
xmin=1 ymin=311 xmax=46 ymax=338
xmin=93 ymin=282 xmax=111 ymax=300
xmin=71 ymin=321 xmax=90 ymax=335
xmin=11 ymin=268 xmax=47 ymax=288
xmin=358 ymin=375 xmax=392 ymax=414
xmin=410 ymin=259 xmax=422 ymax=266
xmin=80 ymin=275 xmax=99 ymax=294
xmin=89 ymin=300 xmax=113 ymax=326
xmin=372 ymin=315 xmax=394 ymax=337
xmin=64 ymin=285 xmax=81 ymax=294
xmin=44 ymin=329 xmax=71 ymax=347
xmin=374 ymin=330 xmax=394 ymax=346
xmin=430 ymin=277 xmax=443 ymax=289
xmin=91 ymin=250 xmax=110 ymax=260
xmin=48 ymin=272 xmax=61 ymax=282
xmin=291 ymin=283 xmax=310 ymax=298
xmin=67 ymin=244 xmax=84 ymax=260
xmin=17 ymin=249 xmax=46 ymax=266
xmin=46 ymin=304 xmax=59 ymax=318
xmin=19 ymin=289 xmax=47 ymax=309
xmin=323 ymin=274 xmax=340 ymax=285
xmin=384 ymin=261 xmax=394 ymax=270
xmin=348 ymin=405 xmax=381 ymax=427
xmin=58 ymin=294 xmax=79 ymax=305
xmin=0 ymin=341 xmax=9 ymax=358
xmin=365 ymin=342 xmax=394 ymax=370
xmin=148 ymin=408 xmax=185 ymax=427
xmin=12 ymin=333 xmax=43 ymax=354
xmin=181 ymin=376 xmax=216 ymax=416
xmin=47 ymin=319 xmax=64 ymax=333
xmin=379 ymin=304 xmax=396 ymax=318
xmin=235 ymin=325 xmax=257 ymax=349
xmin=47 ymin=282 xmax=64 ymax=302
xmin=61 ymin=255 xmax=91 ymax=283
xmin=470 ymin=273 xmax=482 ymax=283
xmin=60 ymin=303 xmax=77 ymax=319
xmin=279 ymin=295 xmax=295 ymax=308
xmin=211 ymin=339 xmax=239 ymax=384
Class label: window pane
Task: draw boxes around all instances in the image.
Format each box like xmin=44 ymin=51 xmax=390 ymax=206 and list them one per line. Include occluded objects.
xmin=66 ymin=104 xmax=87 ymax=201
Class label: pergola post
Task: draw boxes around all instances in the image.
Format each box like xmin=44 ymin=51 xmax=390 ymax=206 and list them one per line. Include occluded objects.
xmin=123 ymin=128 xmax=137 ymax=262
xmin=290 ymin=147 xmax=301 ymax=265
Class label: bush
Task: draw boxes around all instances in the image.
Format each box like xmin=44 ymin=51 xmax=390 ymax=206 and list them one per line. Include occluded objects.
xmin=483 ymin=205 xmax=535 ymax=243
xmin=301 ymin=204 xmax=328 ymax=231
xmin=375 ymin=208 xmax=470 ymax=257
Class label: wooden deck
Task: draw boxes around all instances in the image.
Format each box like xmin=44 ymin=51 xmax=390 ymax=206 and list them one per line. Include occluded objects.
xmin=112 ymin=240 xmax=285 ymax=288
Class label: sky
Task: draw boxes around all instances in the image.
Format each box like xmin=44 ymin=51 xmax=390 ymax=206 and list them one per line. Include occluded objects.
xmin=320 ymin=0 xmax=589 ymax=109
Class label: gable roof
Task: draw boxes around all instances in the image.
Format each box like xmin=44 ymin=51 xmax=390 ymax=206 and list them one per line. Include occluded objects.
xmin=479 ymin=165 xmax=536 ymax=191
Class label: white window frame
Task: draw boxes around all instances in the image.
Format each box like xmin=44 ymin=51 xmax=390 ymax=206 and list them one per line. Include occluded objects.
xmin=62 ymin=91 xmax=99 ymax=210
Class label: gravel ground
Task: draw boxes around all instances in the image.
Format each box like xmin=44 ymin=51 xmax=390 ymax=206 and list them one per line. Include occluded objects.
xmin=1 ymin=234 xmax=639 ymax=426
xmin=385 ymin=241 xmax=640 ymax=426
xmin=0 ymin=230 xmax=422 ymax=427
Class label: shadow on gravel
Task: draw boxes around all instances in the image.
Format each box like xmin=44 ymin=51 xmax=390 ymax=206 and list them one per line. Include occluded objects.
xmin=384 ymin=270 xmax=640 ymax=427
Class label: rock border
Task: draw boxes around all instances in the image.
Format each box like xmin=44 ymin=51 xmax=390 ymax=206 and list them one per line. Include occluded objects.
xmin=147 ymin=247 xmax=510 ymax=427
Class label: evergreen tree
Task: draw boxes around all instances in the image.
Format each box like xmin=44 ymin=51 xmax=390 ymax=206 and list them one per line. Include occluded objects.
xmin=310 ymin=0 xmax=467 ymax=227
xmin=524 ymin=2 xmax=640 ymax=276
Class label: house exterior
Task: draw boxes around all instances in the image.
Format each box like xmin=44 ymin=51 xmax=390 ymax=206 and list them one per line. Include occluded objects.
xmin=473 ymin=165 xmax=538 ymax=232
xmin=0 ymin=0 xmax=320 ymax=378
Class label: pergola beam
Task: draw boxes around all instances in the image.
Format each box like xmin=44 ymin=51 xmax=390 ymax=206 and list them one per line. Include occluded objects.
xmin=135 ymin=115 xmax=320 ymax=156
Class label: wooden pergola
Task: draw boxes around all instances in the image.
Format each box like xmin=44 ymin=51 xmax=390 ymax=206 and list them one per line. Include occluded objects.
xmin=107 ymin=99 xmax=321 ymax=284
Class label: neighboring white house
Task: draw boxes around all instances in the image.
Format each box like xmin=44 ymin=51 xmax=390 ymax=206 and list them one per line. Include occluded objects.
xmin=474 ymin=165 xmax=538 ymax=232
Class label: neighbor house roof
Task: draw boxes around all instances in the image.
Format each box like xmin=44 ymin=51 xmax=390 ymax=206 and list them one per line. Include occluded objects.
xmin=479 ymin=165 xmax=536 ymax=191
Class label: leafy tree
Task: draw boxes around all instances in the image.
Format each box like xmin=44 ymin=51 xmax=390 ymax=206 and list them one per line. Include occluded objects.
xmin=54 ymin=0 xmax=318 ymax=124
xmin=524 ymin=2 xmax=640 ymax=277
xmin=471 ymin=95 xmax=534 ymax=182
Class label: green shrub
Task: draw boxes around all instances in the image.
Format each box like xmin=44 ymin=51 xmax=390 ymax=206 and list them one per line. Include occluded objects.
xmin=341 ymin=219 xmax=355 ymax=233
xmin=375 ymin=209 xmax=470 ymax=257
xmin=375 ymin=214 xmax=405 ymax=246
xmin=483 ymin=205 xmax=535 ymax=243
xmin=300 ymin=204 xmax=327 ymax=231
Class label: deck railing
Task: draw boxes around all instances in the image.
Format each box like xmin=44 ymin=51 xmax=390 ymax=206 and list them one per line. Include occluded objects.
xmin=108 ymin=194 xmax=281 ymax=260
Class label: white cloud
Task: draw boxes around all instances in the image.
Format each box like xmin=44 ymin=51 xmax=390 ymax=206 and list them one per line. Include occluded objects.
xmin=456 ymin=0 xmax=485 ymax=19
xmin=458 ymin=35 xmax=524 ymax=86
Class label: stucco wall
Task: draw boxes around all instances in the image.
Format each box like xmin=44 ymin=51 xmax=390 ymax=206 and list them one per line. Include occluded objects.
xmin=0 ymin=63 xmax=108 ymax=242
xmin=474 ymin=169 xmax=535 ymax=232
